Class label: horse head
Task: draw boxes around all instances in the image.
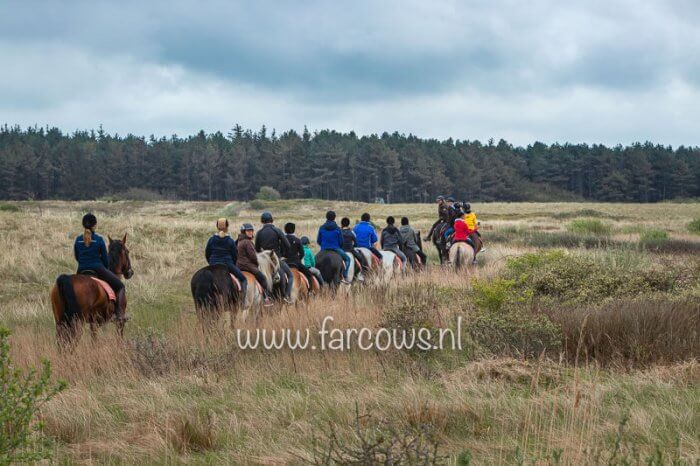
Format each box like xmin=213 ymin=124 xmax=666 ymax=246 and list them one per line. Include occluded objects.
xmin=108 ymin=233 xmax=134 ymax=280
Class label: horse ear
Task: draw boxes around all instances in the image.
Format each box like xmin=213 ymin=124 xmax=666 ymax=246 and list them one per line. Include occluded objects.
xmin=122 ymin=233 xmax=127 ymax=244
xmin=108 ymin=235 xmax=113 ymax=243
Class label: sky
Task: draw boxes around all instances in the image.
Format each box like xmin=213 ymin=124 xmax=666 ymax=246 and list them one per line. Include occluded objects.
xmin=1 ymin=0 xmax=698 ymax=146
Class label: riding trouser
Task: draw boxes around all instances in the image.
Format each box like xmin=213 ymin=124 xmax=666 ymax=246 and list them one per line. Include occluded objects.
xmin=289 ymin=263 xmax=315 ymax=288
xmin=252 ymin=271 xmax=273 ymax=299
xmin=79 ymin=266 xmax=124 ymax=293
xmin=348 ymin=249 xmax=369 ymax=272
xmin=279 ymin=260 xmax=294 ymax=298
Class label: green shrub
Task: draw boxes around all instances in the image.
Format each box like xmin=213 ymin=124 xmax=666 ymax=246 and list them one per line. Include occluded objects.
xmin=0 ymin=327 xmax=66 ymax=464
xmin=0 ymin=203 xmax=20 ymax=212
xmin=638 ymin=229 xmax=669 ymax=250
xmin=248 ymin=199 xmax=268 ymax=210
xmin=505 ymin=250 xmax=677 ymax=304
xmin=566 ymin=218 xmax=611 ymax=235
xmin=471 ymin=278 xmax=530 ymax=313
xmin=255 ymin=185 xmax=281 ymax=201
xmin=688 ymin=218 xmax=700 ymax=235
xmin=469 ymin=310 xmax=562 ymax=358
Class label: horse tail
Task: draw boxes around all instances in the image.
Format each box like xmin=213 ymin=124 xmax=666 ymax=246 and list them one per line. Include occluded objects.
xmin=56 ymin=274 xmax=80 ymax=325
xmin=455 ymin=247 xmax=462 ymax=270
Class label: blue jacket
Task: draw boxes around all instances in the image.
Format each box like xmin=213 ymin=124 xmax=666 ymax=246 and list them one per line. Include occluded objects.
xmin=206 ymin=234 xmax=238 ymax=268
xmin=353 ymin=221 xmax=378 ymax=248
xmin=74 ymin=233 xmax=109 ymax=271
xmin=317 ymin=220 xmax=343 ymax=250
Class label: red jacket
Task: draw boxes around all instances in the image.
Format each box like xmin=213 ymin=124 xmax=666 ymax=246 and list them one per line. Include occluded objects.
xmin=453 ymin=218 xmax=474 ymax=241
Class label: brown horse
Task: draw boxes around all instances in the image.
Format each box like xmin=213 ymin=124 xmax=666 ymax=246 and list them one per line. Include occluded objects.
xmin=50 ymin=234 xmax=133 ymax=344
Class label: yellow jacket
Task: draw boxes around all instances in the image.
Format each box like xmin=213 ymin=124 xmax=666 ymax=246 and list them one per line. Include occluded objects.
xmin=464 ymin=212 xmax=477 ymax=232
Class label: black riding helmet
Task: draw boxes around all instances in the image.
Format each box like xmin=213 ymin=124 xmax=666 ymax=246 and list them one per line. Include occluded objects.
xmin=300 ymin=236 xmax=310 ymax=245
xmin=82 ymin=213 xmax=97 ymax=229
xmin=241 ymin=223 xmax=255 ymax=232
xmin=284 ymin=222 xmax=296 ymax=234
xmin=261 ymin=212 xmax=273 ymax=223
xmin=464 ymin=203 xmax=472 ymax=213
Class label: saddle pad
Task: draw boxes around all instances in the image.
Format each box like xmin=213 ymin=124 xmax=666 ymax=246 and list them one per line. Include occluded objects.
xmin=394 ymin=256 xmax=403 ymax=269
xmin=354 ymin=257 xmax=362 ymax=271
xmin=371 ymin=254 xmax=381 ymax=268
xmin=254 ymin=280 xmax=263 ymax=295
xmin=90 ymin=277 xmax=116 ymax=302
xmin=229 ymin=274 xmax=242 ymax=292
xmin=297 ymin=272 xmax=310 ymax=290
xmin=311 ymin=276 xmax=320 ymax=289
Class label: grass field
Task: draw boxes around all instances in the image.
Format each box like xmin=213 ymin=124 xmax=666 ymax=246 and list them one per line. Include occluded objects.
xmin=1 ymin=200 xmax=699 ymax=464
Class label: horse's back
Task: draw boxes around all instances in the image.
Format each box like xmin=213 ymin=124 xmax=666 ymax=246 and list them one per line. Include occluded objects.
xmin=449 ymin=243 xmax=474 ymax=270
xmin=315 ymin=250 xmax=344 ymax=285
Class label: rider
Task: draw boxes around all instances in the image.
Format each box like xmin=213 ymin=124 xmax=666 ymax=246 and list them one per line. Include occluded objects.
xmin=380 ymin=216 xmax=408 ymax=270
xmin=425 ymin=195 xmax=449 ymax=241
xmin=300 ymin=236 xmax=325 ymax=286
xmin=237 ymin=223 xmax=273 ymax=306
xmin=451 ymin=207 xmax=478 ymax=264
xmin=399 ymin=217 xmax=427 ymax=266
xmin=340 ymin=217 xmax=368 ymax=280
xmin=353 ymin=213 xmax=383 ymax=262
xmin=255 ymin=211 xmax=293 ymax=303
xmin=74 ymin=213 xmax=127 ymax=321
xmin=462 ymin=203 xmax=484 ymax=256
xmin=283 ymin=222 xmax=316 ymax=288
xmin=317 ymin=210 xmax=352 ymax=284
xmin=205 ymin=218 xmax=248 ymax=297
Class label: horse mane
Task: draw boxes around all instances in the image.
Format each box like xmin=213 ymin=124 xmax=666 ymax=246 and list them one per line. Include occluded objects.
xmin=108 ymin=240 xmax=122 ymax=272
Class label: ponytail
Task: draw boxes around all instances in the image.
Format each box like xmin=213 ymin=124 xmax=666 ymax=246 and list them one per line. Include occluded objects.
xmin=84 ymin=228 xmax=93 ymax=247
xmin=216 ymin=218 xmax=229 ymax=238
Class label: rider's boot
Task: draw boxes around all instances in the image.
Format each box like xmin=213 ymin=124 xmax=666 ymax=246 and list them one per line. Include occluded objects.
xmin=240 ymin=279 xmax=248 ymax=299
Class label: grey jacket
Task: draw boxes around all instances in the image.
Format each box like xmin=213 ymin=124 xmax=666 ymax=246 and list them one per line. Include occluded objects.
xmin=381 ymin=226 xmax=405 ymax=250
xmin=399 ymin=225 xmax=420 ymax=252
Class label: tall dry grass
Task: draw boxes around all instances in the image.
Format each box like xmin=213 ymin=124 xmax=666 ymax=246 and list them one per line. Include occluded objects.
xmin=1 ymin=200 xmax=699 ymax=463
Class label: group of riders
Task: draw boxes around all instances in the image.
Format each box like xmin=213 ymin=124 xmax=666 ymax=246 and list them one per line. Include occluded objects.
xmin=71 ymin=196 xmax=483 ymax=321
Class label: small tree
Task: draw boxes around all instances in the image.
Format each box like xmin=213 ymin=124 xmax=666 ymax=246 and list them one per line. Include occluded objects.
xmin=0 ymin=327 xmax=66 ymax=465
xmin=255 ymin=186 xmax=281 ymax=201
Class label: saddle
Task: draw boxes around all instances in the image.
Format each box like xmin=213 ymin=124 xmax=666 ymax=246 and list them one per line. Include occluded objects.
xmin=297 ymin=271 xmax=310 ymax=290
xmin=90 ymin=277 xmax=116 ymax=302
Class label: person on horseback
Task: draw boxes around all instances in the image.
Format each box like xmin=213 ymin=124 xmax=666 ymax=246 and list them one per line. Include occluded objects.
xmin=317 ymin=210 xmax=352 ymax=284
xmin=451 ymin=207 xmax=480 ymax=264
xmin=238 ymin=223 xmax=273 ymax=306
xmin=424 ymin=195 xmax=449 ymax=241
xmin=462 ymin=203 xmax=485 ymax=255
xmin=74 ymin=213 xmax=128 ymax=321
xmin=381 ymin=216 xmax=408 ymax=270
xmin=205 ymin=218 xmax=248 ymax=297
xmin=399 ymin=217 xmax=427 ymax=266
xmin=353 ymin=213 xmax=383 ymax=260
xmin=283 ymin=222 xmax=316 ymax=287
xmin=341 ymin=217 xmax=368 ymax=281
xmin=255 ymin=211 xmax=293 ymax=303
xmin=300 ymin=236 xmax=325 ymax=285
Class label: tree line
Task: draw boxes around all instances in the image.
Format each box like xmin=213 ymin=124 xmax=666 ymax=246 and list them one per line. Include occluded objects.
xmin=0 ymin=124 xmax=698 ymax=202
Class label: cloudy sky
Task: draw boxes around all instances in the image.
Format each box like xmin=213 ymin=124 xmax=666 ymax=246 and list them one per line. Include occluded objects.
xmin=1 ymin=0 xmax=698 ymax=145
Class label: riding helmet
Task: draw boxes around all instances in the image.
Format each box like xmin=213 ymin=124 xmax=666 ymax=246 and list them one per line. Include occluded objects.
xmin=241 ymin=223 xmax=255 ymax=231
xmin=436 ymin=195 xmax=444 ymax=201
xmin=82 ymin=213 xmax=97 ymax=229
xmin=260 ymin=211 xmax=273 ymax=223
xmin=464 ymin=203 xmax=472 ymax=213
xmin=446 ymin=196 xmax=455 ymax=202
xmin=300 ymin=236 xmax=310 ymax=245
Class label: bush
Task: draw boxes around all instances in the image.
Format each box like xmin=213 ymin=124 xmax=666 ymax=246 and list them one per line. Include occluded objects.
xmin=638 ymin=229 xmax=669 ymax=250
xmin=255 ymin=186 xmax=281 ymax=201
xmin=0 ymin=203 xmax=20 ymax=212
xmin=505 ymin=250 xmax=677 ymax=304
xmin=0 ymin=327 xmax=66 ymax=464
xmin=471 ymin=278 xmax=530 ymax=313
xmin=688 ymin=218 xmax=700 ymax=235
xmin=566 ymin=218 xmax=611 ymax=236
xmin=469 ymin=310 xmax=562 ymax=358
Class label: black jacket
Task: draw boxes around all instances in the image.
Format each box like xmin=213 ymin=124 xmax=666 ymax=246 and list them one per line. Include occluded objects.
xmin=285 ymin=234 xmax=305 ymax=266
xmin=341 ymin=229 xmax=356 ymax=252
xmin=255 ymin=224 xmax=290 ymax=257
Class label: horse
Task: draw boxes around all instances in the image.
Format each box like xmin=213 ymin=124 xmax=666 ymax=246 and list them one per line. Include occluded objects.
xmin=448 ymin=242 xmax=475 ymax=270
xmin=315 ymin=250 xmax=353 ymax=288
xmin=191 ymin=250 xmax=280 ymax=324
xmin=50 ymin=234 xmax=133 ymax=345
xmin=289 ymin=266 xmax=321 ymax=303
xmin=431 ymin=221 xmax=450 ymax=264
xmin=377 ymin=250 xmax=404 ymax=283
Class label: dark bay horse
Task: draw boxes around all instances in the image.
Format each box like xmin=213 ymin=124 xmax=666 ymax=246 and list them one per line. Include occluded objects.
xmin=315 ymin=250 xmax=345 ymax=287
xmin=51 ymin=234 xmax=133 ymax=344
